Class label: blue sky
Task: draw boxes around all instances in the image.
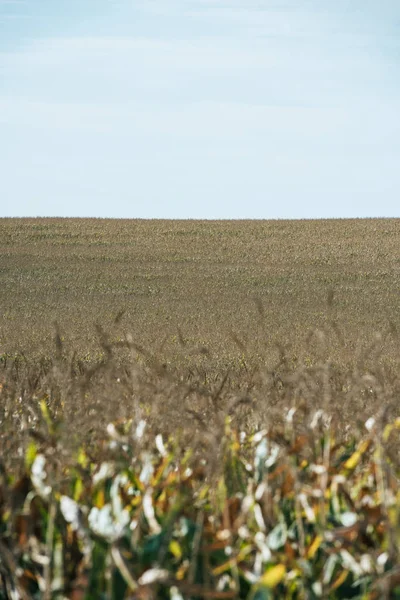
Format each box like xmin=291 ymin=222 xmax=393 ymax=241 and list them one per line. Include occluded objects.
xmin=1 ymin=0 xmax=400 ymax=218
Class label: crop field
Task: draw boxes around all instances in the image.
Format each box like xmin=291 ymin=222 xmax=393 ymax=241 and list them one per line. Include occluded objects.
xmin=1 ymin=217 xmax=400 ymax=366
xmin=1 ymin=217 xmax=400 ymax=598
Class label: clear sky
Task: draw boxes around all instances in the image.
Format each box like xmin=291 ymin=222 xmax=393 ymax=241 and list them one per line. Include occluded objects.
xmin=1 ymin=0 xmax=400 ymax=219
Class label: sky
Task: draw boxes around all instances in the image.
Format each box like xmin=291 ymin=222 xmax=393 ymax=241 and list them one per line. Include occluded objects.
xmin=1 ymin=0 xmax=400 ymax=219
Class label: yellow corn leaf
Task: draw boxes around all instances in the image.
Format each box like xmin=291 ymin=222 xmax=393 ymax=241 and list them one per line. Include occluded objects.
xmin=330 ymin=569 xmax=349 ymax=591
xmin=383 ymin=418 xmax=400 ymax=442
xmin=383 ymin=424 xmax=394 ymax=442
xmin=176 ymin=563 xmax=188 ymax=581
xmin=153 ymin=457 xmax=171 ymax=486
xmin=343 ymin=439 xmax=370 ymax=471
xmin=25 ymin=441 xmax=37 ymax=470
xmin=307 ymin=535 xmax=323 ymax=559
xmin=260 ymin=564 xmax=286 ymax=589
xmin=198 ymin=484 xmax=210 ymax=501
xmin=212 ymin=547 xmax=253 ymax=576
xmin=40 ymin=398 xmax=53 ymax=433
xmin=388 ymin=505 xmax=398 ymax=528
xmin=74 ymin=477 xmax=83 ymax=502
xmin=95 ymin=489 xmax=105 ymax=508
xmin=77 ymin=448 xmax=88 ymax=468
xmin=232 ymin=440 xmax=240 ymax=453
xmin=216 ymin=478 xmax=227 ymax=511
xmin=130 ymin=496 xmax=142 ymax=508
xmin=212 ymin=559 xmax=232 ymax=577
xmin=169 ymin=540 xmax=182 ymax=560
xmin=129 ymin=472 xmax=145 ymax=493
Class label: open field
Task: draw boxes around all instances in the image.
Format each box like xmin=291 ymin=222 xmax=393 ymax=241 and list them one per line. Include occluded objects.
xmin=1 ymin=217 xmax=400 ymax=369
xmin=2 ymin=218 xmax=400 ymax=598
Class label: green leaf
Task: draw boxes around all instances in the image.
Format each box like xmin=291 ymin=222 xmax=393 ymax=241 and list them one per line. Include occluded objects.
xmin=86 ymin=540 xmax=108 ymax=599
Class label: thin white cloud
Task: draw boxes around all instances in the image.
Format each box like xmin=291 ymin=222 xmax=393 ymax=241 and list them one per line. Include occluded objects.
xmin=1 ymin=92 xmax=396 ymax=159
xmin=0 ymin=96 xmax=119 ymax=132
xmin=0 ymin=14 xmax=30 ymax=19
xmin=0 ymin=32 xmax=386 ymax=112
xmin=1 ymin=35 xmax=291 ymax=71
xmin=138 ymin=0 xmax=399 ymax=34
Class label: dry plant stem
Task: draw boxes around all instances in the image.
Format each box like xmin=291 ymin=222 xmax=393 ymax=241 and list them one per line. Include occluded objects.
xmin=374 ymin=433 xmax=398 ymax=562
xmin=319 ymin=428 xmax=331 ymax=599
xmin=188 ymin=509 xmax=205 ymax=585
xmin=43 ymin=495 xmax=57 ymax=600
xmin=172 ymin=582 xmax=236 ymax=598
xmin=320 ymin=428 xmax=331 ymax=530
xmin=111 ymin=546 xmax=138 ymax=592
xmin=223 ymin=499 xmax=240 ymax=594
xmin=0 ymin=540 xmax=30 ymax=600
xmin=294 ymin=481 xmax=306 ymax=559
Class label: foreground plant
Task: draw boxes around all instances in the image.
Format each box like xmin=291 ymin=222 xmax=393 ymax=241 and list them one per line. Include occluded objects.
xmin=1 ymin=398 xmax=400 ymax=600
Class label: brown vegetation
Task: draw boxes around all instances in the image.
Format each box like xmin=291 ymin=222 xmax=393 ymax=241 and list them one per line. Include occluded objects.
xmin=1 ymin=218 xmax=399 ymax=372
xmin=1 ymin=218 xmax=400 ymax=597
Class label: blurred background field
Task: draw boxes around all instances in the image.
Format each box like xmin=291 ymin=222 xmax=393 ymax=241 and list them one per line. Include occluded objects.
xmin=1 ymin=218 xmax=400 ymax=374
